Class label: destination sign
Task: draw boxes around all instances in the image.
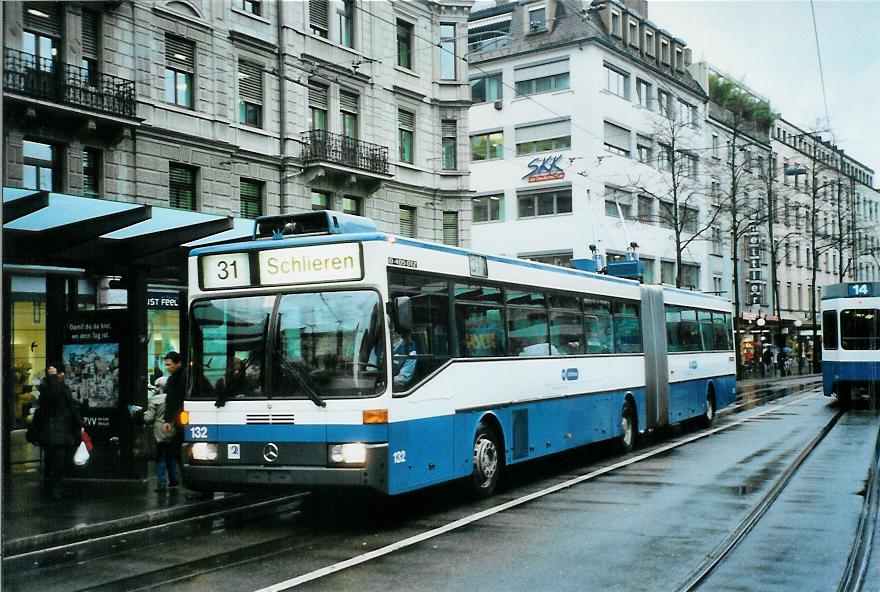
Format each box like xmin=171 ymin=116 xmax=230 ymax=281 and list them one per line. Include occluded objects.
xmin=847 ymin=283 xmax=874 ymax=297
xmin=258 ymin=243 xmax=362 ymax=286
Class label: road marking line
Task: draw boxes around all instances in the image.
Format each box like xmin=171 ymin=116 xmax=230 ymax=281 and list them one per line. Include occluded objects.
xmin=254 ymin=392 xmax=821 ymax=592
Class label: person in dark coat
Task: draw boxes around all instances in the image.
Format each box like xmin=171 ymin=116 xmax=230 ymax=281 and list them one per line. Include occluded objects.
xmin=36 ymin=365 xmax=82 ymax=499
xmin=161 ymin=351 xmax=186 ymax=487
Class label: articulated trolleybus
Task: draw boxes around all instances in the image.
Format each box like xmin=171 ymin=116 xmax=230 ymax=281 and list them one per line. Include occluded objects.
xmin=181 ymin=211 xmax=736 ymax=497
xmin=822 ymin=282 xmax=880 ymax=406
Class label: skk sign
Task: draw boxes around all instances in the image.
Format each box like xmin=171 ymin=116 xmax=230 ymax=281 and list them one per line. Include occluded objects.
xmin=523 ymin=154 xmax=565 ymax=183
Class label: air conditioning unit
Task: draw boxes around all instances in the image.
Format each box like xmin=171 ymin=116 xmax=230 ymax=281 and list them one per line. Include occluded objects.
xmin=493 ymin=100 xmax=503 ymax=111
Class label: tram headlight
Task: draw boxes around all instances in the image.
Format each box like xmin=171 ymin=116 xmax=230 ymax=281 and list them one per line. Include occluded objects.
xmin=328 ymin=443 xmax=367 ymax=466
xmin=191 ymin=442 xmax=218 ymax=461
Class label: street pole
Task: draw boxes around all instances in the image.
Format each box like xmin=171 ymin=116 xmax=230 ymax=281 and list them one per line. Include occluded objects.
xmin=766 ymin=152 xmax=780 ymax=345
xmin=810 ymin=151 xmax=820 ymax=373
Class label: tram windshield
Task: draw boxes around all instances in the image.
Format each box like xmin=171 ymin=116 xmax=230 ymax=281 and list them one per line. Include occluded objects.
xmin=189 ymin=291 xmax=386 ymax=401
xmin=840 ymin=309 xmax=880 ymax=350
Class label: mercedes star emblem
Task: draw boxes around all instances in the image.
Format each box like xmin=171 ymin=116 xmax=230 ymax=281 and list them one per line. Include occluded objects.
xmin=262 ymin=442 xmax=279 ymax=463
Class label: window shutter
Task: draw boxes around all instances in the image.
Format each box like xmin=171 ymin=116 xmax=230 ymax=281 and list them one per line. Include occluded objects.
xmin=603 ymin=121 xmax=630 ymax=151
xmin=514 ymin=58 xmax=569 ymax=82
xmin=310 ymin=0 xmax=329 ymax=32
xmin=82 ymin=10 xmax=99 ymax=58
xmin=397 ymin=21 xmax=412 ymax=68
xmin=399 ymin=206 xmax=416 ymax=238
xmin=240 ymin=179 xmax=262 ymax=218
xmin=515 ymin=119 xmax=570 ymax=143
xmin=239 ymin=60 xmax=263 ymax=103
xmin=166 ymin=35 xmax=195 ymax=72
xmin=398 ymin=109 xmax=414 ymax=130
xmin=309 ymin=82 xmax=328 ymax=109
xmin=443 ymin=211 xmax=459 ymax=246
xmin=441 ymin=120 xmax=457 ymax=137
xmin=24 ymin=2 xmax=62 ymax=37
xmin=169 ymin=165 xmax=196 ymax=210
xmin=339 ymin=90 xmax=358 ymax=113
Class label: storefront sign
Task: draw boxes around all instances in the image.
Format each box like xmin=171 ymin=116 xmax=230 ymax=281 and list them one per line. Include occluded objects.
xmin=523 ymin=154 xmax=565 ymax=183
xmin=147 ymin=291 xmax=180 ymax=309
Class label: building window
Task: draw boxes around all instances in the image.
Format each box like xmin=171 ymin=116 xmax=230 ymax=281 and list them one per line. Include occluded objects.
xmin=644 ymin=29 xmax=655 ymax=55
xmin=399 ymin=205 xmax=416 ymax=238
xmin=169 ymin=164 xmax=197 ymax=210
xmin=636 ymin=78 xmax=651 ymax=109
xmin=23 ymin=2 xmax=61 ymax=70
xmin=165 ymin=35 xmax=194 ymax=108
xmin=528 ymin=6 xmax=546 ymax=32
xmin=517 ymin=188 xmax=572 ymax=218
xmin=675 ymin=47 xmax=683 ymax=70
xmin=603 ymin=121 xmax=630 ymax=157
xmin=712 ymin=134 xmax=720 ymax=158
xmin=443 ymin=211 xmax=459 ymax=246
xmin=515 ymin=59 xmax=569 ymax=97
xmin=515 ymin=119 xmax=571 ymax=156
xmin=521 ymin=252 xmax=573 ymax=268
xmin=681 ymin=206 xmax=699 ymax=233
xmin=441 ymin=119 xmax=457 ymax=170
xmin=82 ymin=148 xmax=100 ymax=198
xmin=341 ymin=196 xmax=361 ymax=215
xmin=308 ymin=82 xmax=328 ymax=131
xmin=473 ymin=195 xmax=503 ymax=223
xmin=340 ymin=90 xmax=358 ymax=138
xmin=636 ymin=135 xmax=653 ymax=163
xmin=81 ymin=10 xmax=100 ymax=86
xmin=610 ymin=10 xmax=621 ymax=36
xmin=468 ymin=18 xmax=510 ymax=53
xmin=398 ymin=109 xmax=414 ymax=164
xmin=238 ymin=60 xmax=263 ymax=127
xmin=711 ymin=227 xmax=723 ymax=255
xmin=311 ymin=190 xmax=331 ymax=210
xmin=234 ymin=0 xmax=261 ymax=16
xmin=628 ymin=20 xmax=639 ymax=47
xmin=310 ymin=0 xmax=329 ymax=38
xmin=660 ymin=39 xmax=670 ymax=63
xmin=657 ymin=144 xmax=672 ymax=172
xmin=470 ymin=73 xmax=502 ymax=103
xmin=604 ymin=186 xmax=631 ymax=218
xmin=337 ymin=0 xmax=353 ymax=47
xmin=681 ymin=264 xmax=700 ymax=289
xmin=604 ymin=64 xmax=629 ymax=99
xmin=22 ymin=140 xmax=56 ymax=191
xmin=471 ymin=131 xmax=503 ymax=161
xmin=440 ymin=24 xmax=456 ymax=80
xmin=397 ymin=19 xmax=413 ymax=69
xmin=686 ymin=154 xmax=698 ymax=177
xmin=657 ymin=89 xmax=672 ymax=118
xmin=240 ymin=178 xmax=263 ymax=218
xmin=637 ymin=194 xmax=654 ymax=222
xmin=661 ymin=261 xmax=675 ymax=285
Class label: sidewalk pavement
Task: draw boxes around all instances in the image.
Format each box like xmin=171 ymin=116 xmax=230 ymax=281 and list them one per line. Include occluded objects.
xmin=1 ymin=471 xmax=243 ymax=558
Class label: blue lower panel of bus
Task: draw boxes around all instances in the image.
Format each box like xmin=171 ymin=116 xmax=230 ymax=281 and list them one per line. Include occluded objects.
xmin=668 ymin=375 xmax=736 ymax=424
xmin=823 ymin=361 xmax=880 ymax=395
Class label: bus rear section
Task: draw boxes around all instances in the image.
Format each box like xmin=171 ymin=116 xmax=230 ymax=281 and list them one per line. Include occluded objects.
xmin=821 ymin=282 xmax=880 ymax=406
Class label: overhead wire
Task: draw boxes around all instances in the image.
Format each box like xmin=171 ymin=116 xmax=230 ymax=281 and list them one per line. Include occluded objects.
xmin=808 ymin=0 xmax=832 ymax=131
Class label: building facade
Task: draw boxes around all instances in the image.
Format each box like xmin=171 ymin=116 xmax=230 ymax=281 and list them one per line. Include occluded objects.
xmin=2 ymin=0 xmax=474 ymax=468
xmin=467 ymin=0 xmax=712 ymax=291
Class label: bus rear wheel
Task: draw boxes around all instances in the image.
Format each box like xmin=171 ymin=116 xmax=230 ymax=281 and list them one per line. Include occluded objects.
xmin=471 ymin=423 xmax=501 ymax=498
xmin=619 ymin=399 xmax=636 ymax=454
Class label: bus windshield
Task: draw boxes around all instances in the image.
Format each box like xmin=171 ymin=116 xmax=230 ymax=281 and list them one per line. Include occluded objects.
xmin=189 ymin=291 xmax=386 ymax=401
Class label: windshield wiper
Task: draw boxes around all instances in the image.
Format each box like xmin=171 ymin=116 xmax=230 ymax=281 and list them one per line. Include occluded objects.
xmin=276 ymin=351 xmax=326 ymax=408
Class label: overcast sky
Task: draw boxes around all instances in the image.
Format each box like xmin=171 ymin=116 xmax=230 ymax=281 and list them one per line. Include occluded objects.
xmin=649 ymin=0 xmax=879 ymax=179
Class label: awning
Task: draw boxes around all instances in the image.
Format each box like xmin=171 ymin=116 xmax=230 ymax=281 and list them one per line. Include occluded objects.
xmin=2 ymin=188 xmax=255 ymax=280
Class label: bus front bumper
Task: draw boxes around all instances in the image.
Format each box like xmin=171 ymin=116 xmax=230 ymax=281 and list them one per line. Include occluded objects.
xmin=182 ymin=443 xmax=388 ymax=493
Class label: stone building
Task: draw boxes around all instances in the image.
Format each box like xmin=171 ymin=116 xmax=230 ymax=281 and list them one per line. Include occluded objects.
xmin=3 ymin=0 xmax=474 ymax=242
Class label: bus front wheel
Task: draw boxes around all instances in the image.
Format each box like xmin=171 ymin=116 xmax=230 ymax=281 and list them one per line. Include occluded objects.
xmin=699 ymin=389 xmax=716 ymax=428
xmin=471 ymin=423 xmax=501 ymax=498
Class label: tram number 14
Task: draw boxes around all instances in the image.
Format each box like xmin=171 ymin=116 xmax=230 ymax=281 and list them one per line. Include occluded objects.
xmin=393 ymin=450 xmax=407 ymax=464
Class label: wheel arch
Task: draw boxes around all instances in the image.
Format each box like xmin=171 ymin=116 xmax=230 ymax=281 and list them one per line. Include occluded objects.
xmin=477 ymin=412 xmax=506 ymax=466
xmin=623 ymin=391 xmax=638 ymax=432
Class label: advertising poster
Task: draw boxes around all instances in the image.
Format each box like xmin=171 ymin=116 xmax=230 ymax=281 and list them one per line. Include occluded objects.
xmin=62 ymin=311 xmax=127 ymax=416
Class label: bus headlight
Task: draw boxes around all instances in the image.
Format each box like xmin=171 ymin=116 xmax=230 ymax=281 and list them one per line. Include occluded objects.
xmin=191 ymin=442 xmax=218 ymax=461
xmin=328 ymin=443 xmax=367 ymax=466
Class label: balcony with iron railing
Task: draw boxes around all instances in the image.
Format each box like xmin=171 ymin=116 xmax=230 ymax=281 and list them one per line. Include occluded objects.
xmin=301 ymin=129 xmax=389 ymax=177
xmin=3 ymin=47 xmax=136 ymax=119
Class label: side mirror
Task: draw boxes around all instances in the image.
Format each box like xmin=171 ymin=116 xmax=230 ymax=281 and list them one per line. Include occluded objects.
xmin=393 ymin=296 xmax=413 ymax=334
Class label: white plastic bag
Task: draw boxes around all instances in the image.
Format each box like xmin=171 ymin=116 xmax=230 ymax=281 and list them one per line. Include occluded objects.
xmin=73 ymin=441 xmax=89 ymax=466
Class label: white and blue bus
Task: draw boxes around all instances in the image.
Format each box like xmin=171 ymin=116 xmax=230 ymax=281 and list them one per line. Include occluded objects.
xmin=821 ymin=282 xmax=880 ymax=406
xmin=180 ymin=211 xmax=736 ymax=496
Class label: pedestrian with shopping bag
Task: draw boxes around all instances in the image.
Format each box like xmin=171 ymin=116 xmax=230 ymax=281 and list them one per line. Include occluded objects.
xmin=34 ymin=364 xmax=83 ymax=500
xmin=143 ymin=375 xmax=179 ymax=492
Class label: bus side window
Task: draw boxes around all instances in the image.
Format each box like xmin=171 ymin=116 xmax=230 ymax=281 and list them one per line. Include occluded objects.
xmin=698 ymin=310 xmax=715 ymax=350
xmin=666 ymin=306 xmax=683 ymax=352
xmin=585 ymin=314 xmax=613 ymax=354
xmin=711 ymin=312 xmax=729 ymax=351
xmin=612 ymin=300 xmax=642 ymax=353
xmin=457 ymin=303 xmax=505 ymax=357
xmin=679 ymin=309 xmax=702 ymax=351
xmin=550 ymin=311 xmax=584 ymax=355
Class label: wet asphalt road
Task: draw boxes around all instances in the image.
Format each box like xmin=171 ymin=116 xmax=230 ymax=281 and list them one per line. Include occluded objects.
xmin=8 ymin=380 xmax=880 ymax=592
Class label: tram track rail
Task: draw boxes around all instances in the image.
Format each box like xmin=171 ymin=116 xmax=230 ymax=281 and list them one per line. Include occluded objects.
xmin=839 ymin=422 xmax=880 ymax=592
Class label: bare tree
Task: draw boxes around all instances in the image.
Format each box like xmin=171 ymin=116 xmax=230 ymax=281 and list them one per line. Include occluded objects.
xmin=623 ymin=110 xmax=722 ymax=288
